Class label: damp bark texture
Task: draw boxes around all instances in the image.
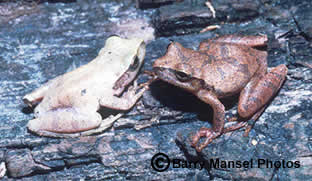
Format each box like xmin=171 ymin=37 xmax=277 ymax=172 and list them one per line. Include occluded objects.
xmin=0 ymin=0 xmax=311 ymax=180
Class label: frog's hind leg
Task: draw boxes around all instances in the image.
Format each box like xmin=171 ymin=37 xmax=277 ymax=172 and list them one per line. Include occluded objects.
xmin=27 ymin=109 xmax=102 ymax=138
xmin=79 ymin=113 xmax=123 ymax=136
xmin=213 ymin=35 xmax=268 ymax=47
xmin=234 ymin=64 xmax=288 ymax=136
xmin=223 ymin=106 xmax=265 ymax=136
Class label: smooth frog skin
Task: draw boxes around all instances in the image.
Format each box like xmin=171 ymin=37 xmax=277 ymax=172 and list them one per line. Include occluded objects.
xmin=153 ymin=35 xmax=288 ymax=152
xmin=23 ymin=36 xmax=149 ymax=138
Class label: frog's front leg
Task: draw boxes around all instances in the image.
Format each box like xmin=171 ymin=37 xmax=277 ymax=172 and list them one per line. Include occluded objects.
xmin=86 ymin=80 xmax=150 ymax=136
xmin=191 ymin=90 xmax=225 ymax=152
xmin=99 ymin=80 xmax=150 ymax=110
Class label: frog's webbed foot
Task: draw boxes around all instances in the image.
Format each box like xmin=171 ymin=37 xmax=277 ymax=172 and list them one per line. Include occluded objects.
xmin=223 ymin=105 xmax=266 ymax=137
xmin=79 ymin=113 xmax=123 ymax=136
xmin=122 ymin=79 xmax=150 ymax=103
xmin=223 ymin=121 xmax=247 ymax=134
xmin=191 ymin=127 xmax=220 ymax=152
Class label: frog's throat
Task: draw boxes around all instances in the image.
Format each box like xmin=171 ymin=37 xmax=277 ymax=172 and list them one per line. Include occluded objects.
xmin=113 ymin=39 xmax=145 ymax=97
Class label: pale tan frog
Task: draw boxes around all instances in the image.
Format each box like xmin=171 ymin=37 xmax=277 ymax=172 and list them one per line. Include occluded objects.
xmin=23 ymin=36 xmax=149 ymax=138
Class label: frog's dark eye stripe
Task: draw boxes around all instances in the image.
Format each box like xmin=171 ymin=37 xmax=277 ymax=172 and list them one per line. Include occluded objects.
xmin=129 ymin=56 xmax=140 ymax=71
xmin=175 ymin=71 xmax=191 ymax=82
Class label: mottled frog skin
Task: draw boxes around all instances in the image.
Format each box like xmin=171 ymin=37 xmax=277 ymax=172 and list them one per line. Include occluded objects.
xmin=153 ymin=35 xmax=288 ymax=151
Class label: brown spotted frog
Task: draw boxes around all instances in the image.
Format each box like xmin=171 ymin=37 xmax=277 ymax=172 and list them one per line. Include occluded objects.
xmin=23 ymin=36 xmax=149 ymax=138
xmin=153 ymin=35 xmax=288 ymax=151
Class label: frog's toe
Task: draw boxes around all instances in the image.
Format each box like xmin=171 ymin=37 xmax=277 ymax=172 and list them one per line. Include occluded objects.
xmin=192 ymin=127 xmax=208 ymax=146
xmin=191 ymin=127 xmax=220 ymax=152
xmin=197 ymin=135 xmax=214 ymax=152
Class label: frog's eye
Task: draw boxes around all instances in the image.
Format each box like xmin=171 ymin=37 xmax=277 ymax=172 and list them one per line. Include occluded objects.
xmin=175 ymin=71 xmax=191 ymax=82
xmin=129 ymin=56 xmax=140 ymax=71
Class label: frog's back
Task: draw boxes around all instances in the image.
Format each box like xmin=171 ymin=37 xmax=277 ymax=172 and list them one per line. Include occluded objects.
xmin=194 ymin=43 xmax=266 ymax=97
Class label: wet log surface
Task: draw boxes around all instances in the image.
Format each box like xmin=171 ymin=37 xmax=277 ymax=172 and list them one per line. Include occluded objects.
xmin=0 ymin=0 xmax=311 ymax=180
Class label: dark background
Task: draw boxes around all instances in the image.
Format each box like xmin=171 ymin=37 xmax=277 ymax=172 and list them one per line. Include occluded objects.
xmin=0 ymin=0 xmax=311 ymax=180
